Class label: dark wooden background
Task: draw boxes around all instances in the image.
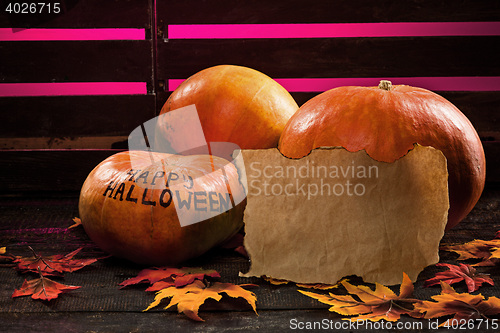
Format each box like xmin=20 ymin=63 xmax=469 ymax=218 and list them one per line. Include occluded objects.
xmin=1 ymin=0 xmax=499 ymax=194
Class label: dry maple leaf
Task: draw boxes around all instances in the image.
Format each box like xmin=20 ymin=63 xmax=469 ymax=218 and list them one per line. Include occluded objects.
xmin=424 ymin=263 xmax=494 ymax=293
xmin=296 ymin=282 xmax=341 ymax=290
xmin=441 ymin=239 xmax=500 ymax=266
xmin=262 ymin=275 xmax=290 ymax=286
xmin=262 ymin=275 xmax=342 ymax=289
xmin=120 ymin=266 xmax=221 ymax=291
xmin=120 ymin=267 xmax=183 ymax=288
xmin=491 ymin=247 xmax=500 ymax=259
xmin=299 ymin=273 xmax=419 ymax=322
xmin=173 ymin=267 xmax=221 ymax=288
xmin=414 ymin=281 xmax=500 ymax=325
xmin=68 ymin=217 xmax=82 ymax=229
xmin=12 ymin=268 xmax=80 ymax=301
xmin=144 ymin=280 xmax=257 ymax=321
xmin=297 ymin=278 xmax=347 ymax=290
xmin=14 ymin=247 xmax=98 ymax=276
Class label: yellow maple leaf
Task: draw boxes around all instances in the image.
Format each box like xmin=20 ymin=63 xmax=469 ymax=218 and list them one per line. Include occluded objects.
xmin=299 ymin=273 xmax=418 ymax=322
xmin=490 ymin=247 xmax=500 ymax=260
xmin=262 ymin=275 xmax=290 ymax=285
xmin=414 ymin=281 xmax=500 ymax=326
xmin=144 ymin=280 xmax=257 ymax=321
xmin=441 ymin=239 xmax=500 ymax=266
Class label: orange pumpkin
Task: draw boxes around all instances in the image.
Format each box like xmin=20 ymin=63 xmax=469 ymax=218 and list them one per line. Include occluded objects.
xmin=78 ymin=150 xmax=245 ymax=265
xmin=278 ymin=81 xmax=485 ymax=229
xmin=156 ymin=65 xmax=298 ymax=151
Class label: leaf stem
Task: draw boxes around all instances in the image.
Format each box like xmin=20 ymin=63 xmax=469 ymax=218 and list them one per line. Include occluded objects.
xmin=28 ymin=246 xmax=54 ymax=272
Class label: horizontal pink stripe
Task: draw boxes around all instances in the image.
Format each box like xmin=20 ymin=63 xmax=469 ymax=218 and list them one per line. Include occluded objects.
xmin=168 ymin=77 xmax=500 ymax=92
xmin=3 ymin=149 xmax=125 ymax=152
xmin=0 ymin=28 xmax=145 ymax=41
xmin=0 ymin=82 xmax=147 ymax=97
xmin=0 ymin=228 xmax=69 ymax=235
xmin=168 ymin=22 xmax=500 ymax=39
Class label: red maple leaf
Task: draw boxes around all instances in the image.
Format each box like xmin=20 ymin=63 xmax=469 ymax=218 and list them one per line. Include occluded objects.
xmin=14 ymin=247 xmax=98 ymax=276
xmin=12 ymin=269 xmax=80 ymax=301
xmin=120 ymin=267 xmax=221 ymax=291
xmin=424 ymin=263 xmax=494 ymax=293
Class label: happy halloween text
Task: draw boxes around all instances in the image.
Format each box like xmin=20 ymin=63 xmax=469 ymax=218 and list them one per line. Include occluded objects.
xmin=102 ymin=169 xmax=232 ymax=212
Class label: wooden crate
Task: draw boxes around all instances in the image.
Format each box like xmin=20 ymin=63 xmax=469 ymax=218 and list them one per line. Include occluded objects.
xmin=1 ymin=0 xmax=499 ymax=193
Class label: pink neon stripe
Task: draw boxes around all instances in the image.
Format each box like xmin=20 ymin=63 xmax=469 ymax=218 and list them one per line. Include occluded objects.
xmin=168 ymin=22 xmax=500 ymax=39
xmin=0 ymin=28 xmax=145 ymax=41
xmin=0 ymin=82 xmax=147 ymax=97
xmin=168 ymin=77 xmax=500 ymax=92
xmin=275 ymin=77 xmax=500 ymax=92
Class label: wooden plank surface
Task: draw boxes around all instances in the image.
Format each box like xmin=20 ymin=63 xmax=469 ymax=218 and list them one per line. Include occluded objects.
xmin=0 ymin=150 xmax=123 ymax=193
xmin=1 ymin=0 xmax=499 ymax=191
xmin=158 ymin=37 xmax=500 ymax=78
xmin=0 ymin=141 xmax=498 ymax=194
xmin=158 ymin=0 xmax=500 ymax=24
xmin=0 ymin=0 xmax=151 ymax=28
xmin=0 ymin=95 xmax=155 ymax=138
xmin=0 ymin=41 xmax=152 ymax=83
xmin=0 ymin=186 xmax=499 ymax=331
xmin=0 ymin=311 xmax=436 ymax=333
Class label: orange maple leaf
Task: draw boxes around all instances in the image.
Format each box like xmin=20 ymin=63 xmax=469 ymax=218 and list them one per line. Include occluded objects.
xmin=12 ymin=269 xmax=80 ymax=301
xmin=68 ymin=217 xmax=82 ymax=229
xmin=14 ymin=247 xmax=98 ymax=276
xmin=119 ymin=266 xmax=221 ymax=291
xmin=144 ymin=280 xmax=258 ymax=321
xmin=441 ymin=239 xmax=500 ymax=266
xmin=414 ymin=281 xmax=500 ymax=326
xmin=299 ymin=273 xmax=419 ymax=322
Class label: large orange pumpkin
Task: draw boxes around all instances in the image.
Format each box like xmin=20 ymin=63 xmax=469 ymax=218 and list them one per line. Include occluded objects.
xmin=79 ymin=150 xmax=245 ymax=265
xmin=278 ymin=81 xmax=485 ymax=229
xmin=156 ymin=65 xmax=298 ymax=151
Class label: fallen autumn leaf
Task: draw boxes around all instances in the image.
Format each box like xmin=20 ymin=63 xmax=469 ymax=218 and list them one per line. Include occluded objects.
xmin=299 ymin=273 xmax=420 ymax=322
xmin=144 ymin=280 xmax=258 ymax=321
xmin=424 ymin=263 xmax=494 ymax=292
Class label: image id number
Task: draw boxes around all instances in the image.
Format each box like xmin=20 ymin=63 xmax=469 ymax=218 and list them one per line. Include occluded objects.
xmin=5 ymin=2 xmax=61 ymax=14
xmin=442 ymin=318 xmax=498 ymax=330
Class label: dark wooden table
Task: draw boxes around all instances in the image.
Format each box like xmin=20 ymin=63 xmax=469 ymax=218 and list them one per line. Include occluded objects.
xmin=1 ymin=184 xmax=499 ymax=333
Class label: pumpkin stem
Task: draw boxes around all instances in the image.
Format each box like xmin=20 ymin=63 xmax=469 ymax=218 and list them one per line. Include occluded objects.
xmin=378 ymin=80 xmax=392 ymax=91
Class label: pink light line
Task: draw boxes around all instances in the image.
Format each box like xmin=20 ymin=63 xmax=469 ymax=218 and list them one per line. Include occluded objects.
xmin=168 ymin=22 xmax=500 ymax=39
xmin=0 ymin=82 xmax=147 ymax=97
xmin=168 ymin=77 xmax=500 ymax=92
xmin=0 ymin=28 xmax=145 ymax=41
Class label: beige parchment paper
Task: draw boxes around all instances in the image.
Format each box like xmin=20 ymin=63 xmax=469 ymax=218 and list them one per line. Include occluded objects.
xmin=236 ymin=145 xmax=449 ymax=285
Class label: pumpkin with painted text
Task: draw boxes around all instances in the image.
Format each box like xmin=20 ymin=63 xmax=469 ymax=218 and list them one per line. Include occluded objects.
xmin=78 ymin=150 xmax=245 ymax=265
